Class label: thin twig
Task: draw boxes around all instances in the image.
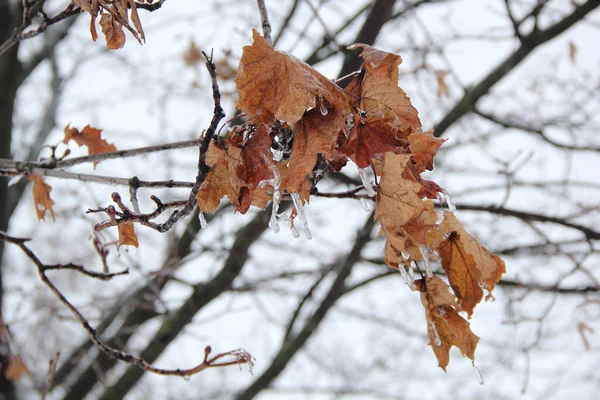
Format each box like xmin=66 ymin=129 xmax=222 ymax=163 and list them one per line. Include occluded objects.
xmin=256 ymin=0 xmax=273 ymax=45
xmin=0 ymin=231 xmax=254 ymax=377
xmin=156 ymin=51 xmax=225 ymax=232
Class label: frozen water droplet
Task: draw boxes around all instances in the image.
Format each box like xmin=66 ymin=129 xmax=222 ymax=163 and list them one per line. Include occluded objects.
xmin=360 ymin=198 xmax=371 ymax=212
xmin=401 ymin=251 xmax=410 ymax=261
xmin=320 ymin=103 xmax=328 ymax=115
xmin=199 ymin=212 xmax=208 ymax=229
xmin=437 ymin=190 xmax=456 ymax=212
xmin=473 ymin=362 xmax=485 ymax=385
xmin=272 ymin=149 xmax=284 ymax=162
xmin=258 ymin=158 xmax=282 ymax=234
xmin=358 ymin=167 xmax=376 ymax=197
xmin=290 ymin=192 xmax=312 ymax=239
xmin=429 ymin=321 xmax=442 ymax=346
xmin=290 ymin=225 xmax=300 ymax=238
xmin=419 ymin=245 xmax=433 ymax=278
xmin=183 ymin=375 xmax=191 ymax=382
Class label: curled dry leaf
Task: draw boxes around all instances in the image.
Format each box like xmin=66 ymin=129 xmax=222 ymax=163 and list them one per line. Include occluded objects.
xmin=99 ymin=12 xmax=126 ymax=49
xmin=29 ymin=175 xmax=55 ymax=221
xmin=118 ymin=222 xmax=139 ymax=248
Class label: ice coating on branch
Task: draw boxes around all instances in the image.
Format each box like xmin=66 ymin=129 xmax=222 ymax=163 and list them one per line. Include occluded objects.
xmin=199 ymin=212 xmax=208 ymax=229
xmin=358 ymin=167 xmax=376 ymax=197
xmin=259 ymin=159 xmax=282 ymax=233
xmin=398 ymin=264 xmax=416 ymax=290
xmin=360 ymin=198 xmax=371 ymax=212
xmin=290 ymin=192 xmax=312 ymax=239
xmin=406 ymin=262 xmax=415 ymax=281
xmin=429 ymin=321 xmax=442 ymax=347
xmin=437 ymin=190 xmax=456 ymax=212
xmin=419 ymin=245 xmax=433 ymax=278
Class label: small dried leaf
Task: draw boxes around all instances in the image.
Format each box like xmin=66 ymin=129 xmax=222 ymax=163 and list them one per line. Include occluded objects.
xmin=63 ymin=124 xmax=117 ymax=167
xmin=569 ymin=41 xmax=577 ymax=64
xmin=436 ymin=70 xmax=449 ymax=98
xmin=29 ymin=175 xmax=55 ymax=221
xmin=118 ymin=222 xmax=139 ymax=248
xmin=128 ymin=0 xmax=145 ymax=42
xmin=183 ymin=40 xmax=203 ymax=66
xmin=6 ymin=356 xmax=31 ymax=381
xmin=99 ymin=13 xmax=126 ymax=50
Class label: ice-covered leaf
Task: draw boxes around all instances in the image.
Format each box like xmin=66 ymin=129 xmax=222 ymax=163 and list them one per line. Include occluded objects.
xmin=236 ymin=30 xmax=351 ymax=127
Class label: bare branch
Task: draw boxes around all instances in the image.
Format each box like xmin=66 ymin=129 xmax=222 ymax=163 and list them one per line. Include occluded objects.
xmin=256 ymin=0 xmax=272 ymax=45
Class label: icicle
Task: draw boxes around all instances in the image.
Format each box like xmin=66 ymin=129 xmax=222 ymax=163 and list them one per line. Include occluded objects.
xmin=429 ymin=321 xmax=442 ymax=346
xmin=360 ymin=197 xmax=371 ymax=212
xmin=406 ymin=262 xmax=415 ymax=281
xmin=319 ymin=103 xmax=328 ymax=115
xmin=199 ymin=212 xmax=208 ymax=229
xmin=419 ymin=245 xmax=433 ymax=278
xmin=272 ymin=149 xmax=284 ymax=162
xmin=183 ymin=375 xmax=191 ymax=382
xmin=398 ymin=264 xmax=416 ymax=290
xmin=258 ymin=159 xmax=282 ymax=234
xmin=473 ymin=362 xmax=485 ymax=385
xmin=437 ymin=190 xmax=456 ymax=212
xmin=358 ymin=167 xmax=376 ymax=197
xmin=435 ymin=211 xmax=445 ymax=224
xmin=443 ymin=190 xmax=456 ymax=212
xmin=290 ymin=192 xmax=312 ymax=239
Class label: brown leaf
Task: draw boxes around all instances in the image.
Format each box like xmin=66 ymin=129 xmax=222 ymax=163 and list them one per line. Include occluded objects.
xmin=5 ymin=356 xmax=31 ymax=381
xmin=428 ymin=213 xmax=506 ymax=316
xmin=29 ymin=175 xmax=55 ymax=221
xmin=118 ymin=222 xmax=139 ymax=248
xmin=183 ymin=40 xmax=203 ymax=67
xmin=63 ymin=124 xmax=117 ymax=167
xmin=417 ymin=276 xmax=480 ymax=371
xmin=349 ymin=44 xmax=421 ymax=138
xmin=197 ymin=152 xmax=229 ymax=213
xmin=282 ymin=100 xmax=346 ymax=193
xmin=436 ymin=70 xmax=449 ymax=98
xmin=236 ymin=30 xmax=351 ymax=128
xmin=375 ymin=153 xmax=426 ymax=232
xmin=342 ymin=110 xmax=408 ymax=169
xmin=408 ymin=130 xmax=446 ymax=173
xmin=128 ymin=0 xmax=145 ymax=42
xmin=569 ymin=41 xmax=577 ymax=64
xmin=99 ymin=13 xmax=126 ymax=50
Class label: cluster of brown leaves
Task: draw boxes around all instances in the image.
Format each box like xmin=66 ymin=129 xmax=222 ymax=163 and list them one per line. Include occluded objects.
xmin=194 ymin=30 xmax=505 ymax=369
xmin=31 ymin=125 xmax=136 ymax=246
xmin=74 ymin=0 xmax=147 ymax=49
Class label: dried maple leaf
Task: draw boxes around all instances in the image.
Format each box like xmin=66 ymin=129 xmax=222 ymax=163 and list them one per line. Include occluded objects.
xmin=375 ymin=153 xmax=426 ymax=232
xmin=407 ymin=130 xmax=446 ymax=174
xmin=282 ymin=101 xmax=346 ymax=193
xmin=118 ymin=222 xmax=139 ymax=248
xmin=99 ymin=12 xmax=126 ymax=50
xmin=417 ymin=276 xmax=479 ymax=371
xmin=348 ymin=44 xmax=421 ymax=137
xmin=5 ymin=356 xmax=31 ymax=382
xmin=29 ymin=175 xmax=55 ymax=221
xmin=342 ymin=110 xmax=408 ymax=169
xmin=63 ymin=124 xmax=116 ymax=167
xmin=236 ymin=30 xmax=351 ymax=128
xmin=427 ymin=213 xmax=506 ymax=317
xmin=183 ymin=40 xmax=203 ymax=66
xmin=197 ymin=153 xmax=229 ymax=213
